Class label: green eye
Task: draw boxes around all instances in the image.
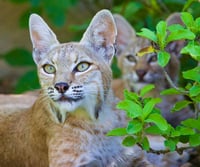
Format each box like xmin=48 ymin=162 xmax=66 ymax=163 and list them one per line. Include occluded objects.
xmin=126 ymin=54 xmax=136 ymax=63
xmin=76 ymin=62 xmax=90 ymax=72
xmin=43 ymin=64 xmax=56 ymax=74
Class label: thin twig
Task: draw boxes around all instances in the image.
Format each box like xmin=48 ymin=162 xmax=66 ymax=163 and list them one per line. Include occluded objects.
xmin=162 ymin=68 xmax=189 ymax=95
xmin=137 ymin=143 xmax=194 ymax=155
xmin=194 ymin=103 xmax=200 ymax=119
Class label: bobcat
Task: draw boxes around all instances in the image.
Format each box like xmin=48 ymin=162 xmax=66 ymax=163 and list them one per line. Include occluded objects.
xmin=0 ymin=10 xmax=154 ymax=167
xmin=112 ymin=13 xmax=194 ymax=127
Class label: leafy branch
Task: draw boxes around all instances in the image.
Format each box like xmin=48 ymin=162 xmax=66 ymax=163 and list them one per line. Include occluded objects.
xmin=108 ymin=12 xmax=200 ymax=154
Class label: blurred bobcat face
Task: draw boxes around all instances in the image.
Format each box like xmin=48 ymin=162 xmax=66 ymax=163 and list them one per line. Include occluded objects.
xmin=114 ymin=14 xmax=184 ymax=93
xmin=29 ymin=10 xmax=116 ymax=123
xmin=117 ymin=38 xmax=165 ymax=92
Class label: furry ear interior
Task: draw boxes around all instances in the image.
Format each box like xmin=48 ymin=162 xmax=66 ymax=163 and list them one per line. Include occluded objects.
xmin=113 ymin=14 xmax=136 ymax=56
xmin=80 ymin=9 xmax=117 ymax=64
xmin=29 ymin=14 xmax=59 ymax=64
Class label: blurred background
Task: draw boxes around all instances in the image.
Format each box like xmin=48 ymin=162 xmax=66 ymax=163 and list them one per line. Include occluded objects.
xmin=0 ymin=0 xmax=199 ymax=94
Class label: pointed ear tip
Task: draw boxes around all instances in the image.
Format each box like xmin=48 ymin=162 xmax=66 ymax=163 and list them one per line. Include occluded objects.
xmin=98 ymin=9 xmax=112 ymax=16
xmin=95 ymin=9 xmax=115 ymax=22
xmin=29 ymin=13 xmax=43 ymax=25
xmin=29 ymin=13 xmax=39 ymax=20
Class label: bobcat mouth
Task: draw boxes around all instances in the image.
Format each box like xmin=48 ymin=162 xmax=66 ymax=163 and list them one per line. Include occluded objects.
xmin=56 ymin=95 xmax=83 ymax=102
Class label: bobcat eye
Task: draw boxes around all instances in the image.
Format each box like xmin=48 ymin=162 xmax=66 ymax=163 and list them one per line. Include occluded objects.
xmin=43 ymin=64 xmax=56 ymax=74
xmin=76 ymin=62 xmax=90 ymax=72
xmin=148 ymin=54 xmax=157 ymax=63
xmin=126 ymin=54 xmax=136 ymax=63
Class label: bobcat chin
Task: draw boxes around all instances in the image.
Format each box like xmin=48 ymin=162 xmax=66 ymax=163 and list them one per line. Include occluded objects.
xmin=0 ymin=10 xmax=155 ymax=167
xmin=112 ymin=13 xmax=194 ymax=127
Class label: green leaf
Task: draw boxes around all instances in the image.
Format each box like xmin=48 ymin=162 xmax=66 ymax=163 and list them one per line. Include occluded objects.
xmin=189 ymin=134 xmax=200 ymax=147
xmin=181 ymin=12 xmax=194 ymax=28
xmin=170 ymin=128 xmax=181 ymax=137
xmin=15 ymin=70 xmax=40 ymax=93
xmin=160 ymin=88 xmax=181 ymax=95
xmin=145 ymin=125 xmax=163 ymax=135
xmin=195 ymin=17 xmax=200 ymax=31
xmin=181 ymin=41 xmax=200 ymax=61
xmin=177 ymin=126 xmax=195 ymax=136
xmin=164 ymin=139 xmax=177 ymax=151
xmin=137 ymin=28 xmax=157 ymax=43
xmin=179 ymin=135 xmax=190 ymax=144
xmin=3 ymin=48 xmax=34 ymax=66
xmin=157 ymin=51 xmax=170 ymax=67
xmin=122 ymin=136 xmax=137 ymax=147
xmin=167 ymin=29 xmax=195 ymax=43
xmin=107 ymin=128 xmax=127 ymax=136
xmin=182 ymin=66 xmax=200 ymax=82
xmin=145 ymin=113 xmax=168 ymax=131
xmin=126 ymin=120 xmax=142 ymax=134
xmin=189 ymin=84 xmax=200 ymax=97
xmin=181 ymin=118 xmax=200 ymax=131
xmin=143 ymin=98 xmax=161 ymax=119
xmin=167 ymin=24 xmax=185 ymax=32
xmin=156 ymin=21 xmax=167 ymax=50
xmin=141 ymin=137 xmax=150 ymax=151
xmin=171 ymin=100 xmax=191 ymax=112
xmin=117 ymin=100 xmax=143 ymax=118
xmin=123 ymin=90 xmax=139 ymax=103
xmin=140 ymin=84 xmax=155 ymax=97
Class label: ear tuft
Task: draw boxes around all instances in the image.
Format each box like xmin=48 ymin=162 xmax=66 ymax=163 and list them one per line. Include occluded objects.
xmin=80 ymin=9 xmax=117 ymax=64
xmin=29 ymin=14 xmax=59 ymax=64
xmin=113 ymin=14 xmax=136 ymax=56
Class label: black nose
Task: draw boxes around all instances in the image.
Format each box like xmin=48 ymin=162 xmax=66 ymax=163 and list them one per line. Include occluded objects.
xmin=54 ymin=82 xmax=69 ymax=93
xmin=136 ymin=69 xmax=147 ymax=80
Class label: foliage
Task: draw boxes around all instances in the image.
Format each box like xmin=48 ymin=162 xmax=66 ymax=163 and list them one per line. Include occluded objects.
xmin=108 ymin=11 xmax=200 ymax=154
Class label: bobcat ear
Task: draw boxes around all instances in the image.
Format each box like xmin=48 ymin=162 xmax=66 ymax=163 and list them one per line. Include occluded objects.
xmin=29 ymin=14 xmax=59 ymax=64
xmin=113 ymin=14 xmax=136 ymax=56
xmin=166 ymin=12 xmax=184 ymax=26
xmin=80 ymin=9 xmax=117 ymax=64
xmin=166 ymin=13 xmax=185 ymax=58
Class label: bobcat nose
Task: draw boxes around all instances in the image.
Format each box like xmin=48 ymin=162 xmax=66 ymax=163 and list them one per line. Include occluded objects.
xmin=136 ymin=69 xmax=146 ymax=80
xmin=54 ymin=82 xmax=69 ymax=93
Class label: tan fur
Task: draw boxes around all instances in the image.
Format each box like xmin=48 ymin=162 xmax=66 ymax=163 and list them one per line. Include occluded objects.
xmin=0 ymin=10 xmax=154 ymax=167
xmin=112 ymin=13 xmax=194 ymax=127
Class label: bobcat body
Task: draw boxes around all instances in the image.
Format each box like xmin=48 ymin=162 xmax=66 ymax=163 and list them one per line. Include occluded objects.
xmin=0 ymin=10 xmax=150 ymax=167
xmin=112 ymin=13 xmax=194 ymax=127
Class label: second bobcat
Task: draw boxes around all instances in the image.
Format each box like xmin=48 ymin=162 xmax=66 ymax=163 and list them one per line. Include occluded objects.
xmin=112 ymin=13 xmax=194 ymax=127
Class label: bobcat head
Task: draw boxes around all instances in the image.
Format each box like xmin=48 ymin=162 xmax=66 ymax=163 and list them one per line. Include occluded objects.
xmin=114 ymin=13 xmax=185 ymax=93
xmin=29 ymin=10 xmax=117 ymax=123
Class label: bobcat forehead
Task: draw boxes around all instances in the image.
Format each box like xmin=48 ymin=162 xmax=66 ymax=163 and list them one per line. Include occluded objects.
xmin=47 ymin=44 xmax=92 ymax=64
